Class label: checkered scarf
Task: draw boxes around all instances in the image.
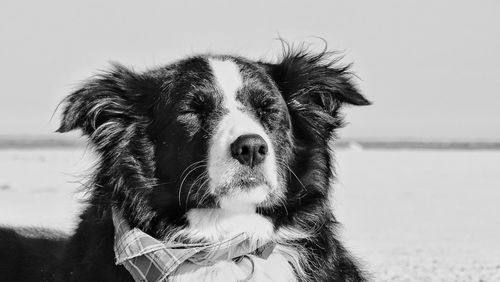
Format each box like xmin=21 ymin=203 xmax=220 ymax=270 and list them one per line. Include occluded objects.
xmin=112 ymin=209 xmax=276 ymax=282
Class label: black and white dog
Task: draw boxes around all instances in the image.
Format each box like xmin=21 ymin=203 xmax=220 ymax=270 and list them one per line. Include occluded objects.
xmin=0 ymin=46 xmax=370 ymax=281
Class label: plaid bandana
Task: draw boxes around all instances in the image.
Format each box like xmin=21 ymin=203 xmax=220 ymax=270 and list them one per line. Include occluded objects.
xmin=112 ymin=209 xmax=276 ymax=282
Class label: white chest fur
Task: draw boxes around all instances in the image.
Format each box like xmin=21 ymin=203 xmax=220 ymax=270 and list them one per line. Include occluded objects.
xmin=169 ymin=208 xmax=297 ymax=282
xmin=185 ymin=208 xmax=274 ymax=242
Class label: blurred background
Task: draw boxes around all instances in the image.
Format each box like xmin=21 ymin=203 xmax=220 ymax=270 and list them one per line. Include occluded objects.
xmin=0 ymin=1 xmax=499 ymax=281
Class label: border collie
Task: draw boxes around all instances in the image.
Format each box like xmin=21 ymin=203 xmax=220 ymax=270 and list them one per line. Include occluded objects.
xmin=0 ymin=45 xmax=370 ymax=281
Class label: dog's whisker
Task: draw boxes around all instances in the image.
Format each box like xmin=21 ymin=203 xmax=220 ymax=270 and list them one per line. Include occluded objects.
xmin=276 ymin=158 xmax=307 ymax=192
xmin=278 ymin=195 xmax=289 ymax=216
xmin=185 ymin=172 xmax=208 ymax=209
xmin=178 ymin=164 xmax=207 ymax=207
xmin=195 ymin=182 xmax=212 ymax=208
xmin=179 ymin=160 xmax=208 ymax=180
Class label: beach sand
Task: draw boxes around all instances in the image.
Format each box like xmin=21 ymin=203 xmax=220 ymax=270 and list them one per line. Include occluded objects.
xmin=0 ymin=148 xmax=499 ymax=281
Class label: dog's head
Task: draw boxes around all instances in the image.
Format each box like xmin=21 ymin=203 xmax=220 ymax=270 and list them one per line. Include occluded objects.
xmin=58 ymin=47 xmax=370 ymax=235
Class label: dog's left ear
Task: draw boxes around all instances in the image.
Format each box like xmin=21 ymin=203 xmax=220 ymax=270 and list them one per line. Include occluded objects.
xmin=261 ymin=49 xmax=371 ymax=116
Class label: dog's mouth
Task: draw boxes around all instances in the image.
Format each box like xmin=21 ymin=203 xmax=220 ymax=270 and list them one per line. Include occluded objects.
xmin=211 ymin=170 xmax=277 ymax=209
xmin=219 ymin=170 xmax=267 ymax=192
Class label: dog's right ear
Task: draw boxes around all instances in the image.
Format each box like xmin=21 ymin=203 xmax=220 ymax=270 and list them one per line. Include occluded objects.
xmin=57 ymin=64 xmax=159 ymax=136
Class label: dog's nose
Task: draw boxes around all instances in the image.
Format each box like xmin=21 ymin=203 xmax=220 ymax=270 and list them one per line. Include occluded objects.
xmin=230 ymin=134 xmax=268 ymax=168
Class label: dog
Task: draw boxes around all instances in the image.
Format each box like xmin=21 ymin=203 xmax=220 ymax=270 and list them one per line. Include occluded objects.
xmin=0 ymin=45 xmax=370 ymax=281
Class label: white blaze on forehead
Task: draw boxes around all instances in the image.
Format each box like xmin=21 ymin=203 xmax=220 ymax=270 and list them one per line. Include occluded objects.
xmin=208 ymin=58 xmax=243 ymax=109
xmin=206 ymin=57 xmax=280 ymax=208
xmin=207 ymin=58 xmax=267 ymax=139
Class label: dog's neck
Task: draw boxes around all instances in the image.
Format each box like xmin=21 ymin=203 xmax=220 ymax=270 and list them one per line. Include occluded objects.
xmin=172 ymin=207 xmax=275 ymax=245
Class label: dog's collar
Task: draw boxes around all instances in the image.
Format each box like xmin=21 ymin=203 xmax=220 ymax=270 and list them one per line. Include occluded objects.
xmin=111 ymin=208 xmax=276 ymax=281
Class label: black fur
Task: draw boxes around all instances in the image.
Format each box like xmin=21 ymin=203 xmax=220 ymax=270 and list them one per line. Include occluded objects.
xmin=0 ymin=45 xmax=370 ymax=281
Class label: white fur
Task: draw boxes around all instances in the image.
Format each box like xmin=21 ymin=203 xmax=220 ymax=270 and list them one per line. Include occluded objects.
xmin=185 ymin=208 xmax=274 ymax=243
xmin=207 ymin=58 xmax=279 ymax=209
xmin=219 ymin=185 xmax=269 ymax=210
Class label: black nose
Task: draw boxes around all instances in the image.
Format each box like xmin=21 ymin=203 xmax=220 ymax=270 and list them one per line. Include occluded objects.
xmin=230 ymin=134 xmax=268 ymax=168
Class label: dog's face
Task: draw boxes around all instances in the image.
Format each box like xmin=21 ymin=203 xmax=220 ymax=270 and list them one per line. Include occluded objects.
xmin=57 ymin=49 xmax=370 ymax=233
xmin=149 ymin=56 xmax=291 ymax=213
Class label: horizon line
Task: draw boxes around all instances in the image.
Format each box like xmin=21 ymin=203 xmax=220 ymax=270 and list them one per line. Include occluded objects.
xmin=1 ymin=136 xmax=500 ymax=150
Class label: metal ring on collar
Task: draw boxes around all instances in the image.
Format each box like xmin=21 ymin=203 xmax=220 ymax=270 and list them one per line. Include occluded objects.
xmin=237 ymin=255 xmax=255 ymax=282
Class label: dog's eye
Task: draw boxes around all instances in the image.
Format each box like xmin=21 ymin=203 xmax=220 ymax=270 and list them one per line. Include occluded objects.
xmin=247 ymin=88 xmax=281 ymax=111
xmin=254 ymin=98 xmax=280 ymax=117
xmin=179 ymin=92 xmax=216 ymax=116
xmin=176 ymin=92 xmax=218 ymax=137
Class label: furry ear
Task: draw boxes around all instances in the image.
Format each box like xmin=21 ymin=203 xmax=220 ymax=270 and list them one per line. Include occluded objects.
xmin=56 ymin=63 xmax=158 ymax=136
xmin=261 ymin=47 xmax=370 ymax=142
xmin=261 ymin=48 xmax=371 ymax=115
xmin=56 ymin=64 xmax=160 ymax=226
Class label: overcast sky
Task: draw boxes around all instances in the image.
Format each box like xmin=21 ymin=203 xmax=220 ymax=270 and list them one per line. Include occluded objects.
xmin=0 ymin=1 xmax=499 ymax=140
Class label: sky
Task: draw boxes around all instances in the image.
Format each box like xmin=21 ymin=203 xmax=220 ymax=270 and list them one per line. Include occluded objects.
xmin=0 ymin=0 xmax=499 ymax=141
